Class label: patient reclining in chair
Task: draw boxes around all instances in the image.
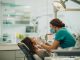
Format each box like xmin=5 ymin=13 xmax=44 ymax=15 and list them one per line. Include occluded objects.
xmin=21 ymin=37 xmax=50 ymax=60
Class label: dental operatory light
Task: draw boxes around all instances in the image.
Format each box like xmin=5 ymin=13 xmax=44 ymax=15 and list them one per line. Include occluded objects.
xmin=53 ymin=0 xmax=66 ymax=11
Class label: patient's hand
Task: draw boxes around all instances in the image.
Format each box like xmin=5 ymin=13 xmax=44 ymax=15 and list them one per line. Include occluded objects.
xmin=35 ymin=48 xmax=48 ymax=56
xmin=35 ymin=44 xmax=44 ymax=49
xmin=31 ymin=37 xmax=44 ymax=46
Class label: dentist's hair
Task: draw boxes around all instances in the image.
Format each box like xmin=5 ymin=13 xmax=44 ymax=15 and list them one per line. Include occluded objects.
xmin=50 ymin=18 xmax=65 ymax=28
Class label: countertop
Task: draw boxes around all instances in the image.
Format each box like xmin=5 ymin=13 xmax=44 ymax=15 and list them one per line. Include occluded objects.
xmin=0 ymin=44 xmax=80 ymax=52
xmin=0 ymin=44 xmax=20 ymax=51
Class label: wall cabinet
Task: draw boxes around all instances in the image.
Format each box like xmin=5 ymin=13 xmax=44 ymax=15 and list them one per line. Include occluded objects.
xmin=0 ymin=1 xmax=37 ymax=44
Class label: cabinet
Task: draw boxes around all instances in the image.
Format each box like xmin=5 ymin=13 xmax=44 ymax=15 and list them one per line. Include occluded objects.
xmin=0 ymin=50 xmax=27 ymax=60
xmin=16 ymin=50 xmax=25 ymax=60
xmin=44 ymin=50 xmax=80 ymax=60
xmin=0 ymin=51 xmax=15 ymax=60
xmin=0 ymin=1 xmax=37 ymax=44
xmin=16 ymin=58 xmax=25 ymax=60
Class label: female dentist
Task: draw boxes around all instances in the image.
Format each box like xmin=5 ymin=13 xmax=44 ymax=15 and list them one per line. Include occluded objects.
xmin=35 ymin=18 xmax=76 ymax=52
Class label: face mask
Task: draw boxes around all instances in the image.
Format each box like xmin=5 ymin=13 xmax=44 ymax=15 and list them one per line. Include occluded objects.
xmin=50 ymin=28 xmax=55 ymax=34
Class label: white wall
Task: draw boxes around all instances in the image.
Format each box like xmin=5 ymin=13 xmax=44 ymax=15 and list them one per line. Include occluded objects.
xmin=1 ymin=0 xmax=80 ymax=44
xmin=1 ymin=0 xmax=55 ymax=43
xmin=57 ymin=1 xmax=80 ymax=35
xmin=65 ymin=0 xmax=80 ymax=9
xmin=14 ymin=0 xmax=55 ymax=36
xmin=2 ymin=25 xmax=26 ymax=43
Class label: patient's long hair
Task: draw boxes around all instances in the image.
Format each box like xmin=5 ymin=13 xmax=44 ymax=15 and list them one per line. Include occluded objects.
xmin=21 ymin=37 xmax=36 ymax=54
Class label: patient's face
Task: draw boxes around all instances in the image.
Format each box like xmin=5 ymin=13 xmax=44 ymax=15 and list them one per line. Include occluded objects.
xmin=30 ymin=38 xmax=37 ymax=45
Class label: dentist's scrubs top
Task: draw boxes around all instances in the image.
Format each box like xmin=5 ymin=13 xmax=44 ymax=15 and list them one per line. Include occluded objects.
xmin=55 ymin=27 xmax=76 ymax=48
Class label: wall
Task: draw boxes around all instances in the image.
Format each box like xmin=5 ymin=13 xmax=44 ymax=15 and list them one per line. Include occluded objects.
xmin=57 ymin=1 xmax=80 ymax=35
xmin=0 ymin=0 xmax=55 ymax=44
xmin=1 ymin=0 xmax=80 ymax=44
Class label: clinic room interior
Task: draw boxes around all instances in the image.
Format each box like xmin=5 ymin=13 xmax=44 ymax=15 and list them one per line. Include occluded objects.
xmin=0 ymin=0 xmax=80 ymax=60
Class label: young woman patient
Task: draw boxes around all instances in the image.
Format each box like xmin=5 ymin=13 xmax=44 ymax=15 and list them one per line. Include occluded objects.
xmin=21 ymin=37 xmax=50 ymax=60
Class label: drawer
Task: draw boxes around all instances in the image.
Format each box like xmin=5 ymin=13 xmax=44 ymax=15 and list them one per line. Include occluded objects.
xmin=24 ymin=57 xmax=28 ymax=60
xmin=16 ymin=50 xmax=25 ymax=57
xmin=0 ymin=51 xmax=15 ymax=60
xmin=16 ymin=58 xmax=24 ymax=60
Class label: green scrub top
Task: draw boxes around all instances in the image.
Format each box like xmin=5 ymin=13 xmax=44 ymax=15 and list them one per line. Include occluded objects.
xmin=55 ymin=27 xmax=76 ymax=48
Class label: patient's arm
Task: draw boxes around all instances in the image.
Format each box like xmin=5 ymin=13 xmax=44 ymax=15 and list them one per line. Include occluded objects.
xmin=32 ymin=37 xmax=51 ymax=49
xmin=31 ymin=37 xmax=43 ymax=45
xmin=45 ymin=43 xmax=51 ymax=46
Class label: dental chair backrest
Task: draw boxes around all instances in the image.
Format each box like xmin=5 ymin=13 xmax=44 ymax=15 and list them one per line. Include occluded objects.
xmin=17 ymin=43 xmax=36 ymax=60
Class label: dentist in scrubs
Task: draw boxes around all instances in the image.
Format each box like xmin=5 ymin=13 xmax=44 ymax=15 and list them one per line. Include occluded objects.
xmin=35 ymin=18 xmax=76 ymax=52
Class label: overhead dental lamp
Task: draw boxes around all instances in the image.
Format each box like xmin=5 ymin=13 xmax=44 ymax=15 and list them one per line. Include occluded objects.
xmin=53 ymin=0 xmax=66 ymax=11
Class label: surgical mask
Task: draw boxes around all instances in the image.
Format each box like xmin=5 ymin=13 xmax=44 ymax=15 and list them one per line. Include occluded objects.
xmin=50 ymin=28 xmax=55 ymax=34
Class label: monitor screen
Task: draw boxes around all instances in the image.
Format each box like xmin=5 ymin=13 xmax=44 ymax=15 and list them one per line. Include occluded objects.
xmin=25 ymin=26 xmax=36 ymax=33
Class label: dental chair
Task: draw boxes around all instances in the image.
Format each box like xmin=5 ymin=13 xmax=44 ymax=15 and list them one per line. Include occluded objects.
xmin=17 ymin=43 xmax=42 ymax=60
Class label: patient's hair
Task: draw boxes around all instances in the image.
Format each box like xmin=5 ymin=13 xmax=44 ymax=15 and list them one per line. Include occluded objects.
xmin=21 ymin=37 xmax=36 ymax=54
